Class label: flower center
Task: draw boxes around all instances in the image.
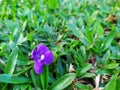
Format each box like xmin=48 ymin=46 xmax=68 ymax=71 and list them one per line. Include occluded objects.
xmin=40 ymin=54 xmax=45 ymax=60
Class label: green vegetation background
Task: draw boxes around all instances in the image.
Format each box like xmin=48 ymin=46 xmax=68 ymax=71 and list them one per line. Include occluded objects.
xmin=0 ymin=0 xmax=120 ymax=90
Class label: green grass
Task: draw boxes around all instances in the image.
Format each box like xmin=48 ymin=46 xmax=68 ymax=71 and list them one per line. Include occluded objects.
xmin=0 ymin=0 xmax=120 ymax=90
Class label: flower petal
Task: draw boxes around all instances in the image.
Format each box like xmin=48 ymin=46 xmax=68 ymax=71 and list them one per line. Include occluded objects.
xmin=37 ymin=44 xmax=49 ymax=54
xmin=31 ymin=49 xmax=37 ymax=60
xmin=44 ymin=51 xmax=54 ymax=65
xmin=34 ymin=62 xmax=44 ymax=74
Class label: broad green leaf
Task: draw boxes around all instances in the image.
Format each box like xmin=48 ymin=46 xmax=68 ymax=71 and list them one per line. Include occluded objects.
xmin=86 ymin=28 xmax=94 ymax=44
xmin=22 ymin=21 xmax=27 ymax=31
xmin=89 ymin=11 xmax=98 ymax=26
xmin=49 ymin=73 xmax=76 ymax=90
xmin=104 ymin=63 xmax=119 ymax=69
xmin=56 ymin=59 xmax=65 ymax=77
xmin=97 ymin=69 xmax=112 ymax=75
xmin=28 ymin=85 xmax=32 ymax=90
xmin=1 ymin=84 xmax=7 ymax=90
xmin=97 ymin=22 xmax=104 ymax=37
xmin=14 ymin=65 xmax=33 ymax=76
xmin=94 ymin=20 xmax=104 ymax=38
xmin=13 ymin=85 xmax=20 ymax=90
xmin=100 ymin=30 xmax=116 ymax=52
xmin=43 ymin=24 xmax=52 ymax=37
xmin=4 ymin=49 xmax=18 ymax=74
xmin=77 ymin=64 xmax=92 ymax=76
xmin=80 ymin=46 xmax=86 ymax=62
xmin=47 ymin=0 xmax=59 ymax=9
xmin=75 ymin=83 xmax=88 ymax=90
xmin=77 ymin=18 xmax=84 ymax=28
xmin=67 ymin=22 xmax=88 ymax=46
xmin=0 ymin=74 xmax=32 ymax=84
xmin=101 ymin=50 xmax=110 ymax=65
xmin=40 ymin=65 xmax=48 ymax=89
xmin=30 ymin=70 xmax=41 ymax=90
xmin=0 ymin=35 xmax=9 ymax=41
xmin=67 ymin=23 xmax=84 ymax=38
xmin=116 ymin=78 xmax=120 ymax=90
xmin=0 ymin=58 xmax=5 ymax=71
xmin=75 ymin=83 xmax=93 ymax=90
xmin=21 ymin=84 xmax=29 ymax=90
xmin=104 ymin=74 xmax=118 ymax=90
xmin=17 ymin=33 xmax=27 ymax=45
xmin=17 ymin=49 xmax=32 ymax=65
xmin=81 ymin=73 xmax=95 ymax=78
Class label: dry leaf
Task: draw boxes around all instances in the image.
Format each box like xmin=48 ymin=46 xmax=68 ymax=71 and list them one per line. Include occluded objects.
xmin=93 ymin=74 xmax=100 ymax=90
xmin=105 ymin=14 xmax=117 ymax=23
xmin=69 ymin=63 xmax=75 ymax=73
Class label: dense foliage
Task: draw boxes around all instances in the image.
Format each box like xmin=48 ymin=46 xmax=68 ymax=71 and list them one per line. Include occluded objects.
xmin=0 ymin=0 xmax=120 ymax=90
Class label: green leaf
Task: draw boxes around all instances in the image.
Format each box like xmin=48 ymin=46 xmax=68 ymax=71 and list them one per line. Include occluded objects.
xmin=101 ymin=50 xmax=110 ymax=65
xmin=97 ymin=21 xmax=104 ymax=37
xmin=116 ymin=78 xmax=120 ymax=90
xmin=100 ymin=30 xmax=116 ymax=52
xmin=47 ymin=0 xmax=59 ymax=9
xmin=49 ymin=73 xmax=76 ymax=90
xmin=0 ymin=59 xmax=5 ymax=71
xmin=56 ymin=59 xmax=65 ymax=77
xmin=77 ymin=64 xmax=92 ymax=76
xmin=43 ymin=24 xmax=52 ymax=37
xmin=89 ymin=11 xmax=98 ymax=26
xmin=28 ymin=85 xmax=32 ymax=90
xmin=4 ymin=49 xmax=18 ymax=74
xmin=22 ymin=21 xmax=27 ymax=31
xmin=86 ymin=28 xmax=94 ymax=44
xmin=17 ymin=49 xmax=33 ymax=65
xmin=30 ymin=70 xmax=41 ymax=90
xmin=94 ymin=20 xmax=104 ymax=38
xmin=13 ymin=85 xmax=20 ymax=90
xmin=14 ymin=65 xmax=33 ymax=76
xmin=21 ymin=84 xmax=29 ymax=90
xmin=75 ymin=83 xmax=93 ymax=90
xmin=17 ymin=33 xmax=27 ymax=45
xmin=67 ymin=23 xmax=87 ymax=46
xmin=75 ymin=83 xmax=88 ymax=90
xmin=40 ymin=65 xmax=48 ymax=89
xmin=104 ymin=74 xmax=118 ymax=90
xmin=81 ymin=73 xmax=95 ymax=78
xmin=104 ymin=63 xmax=119 ymax=69
xmin=80 ymin=46 xmax=86 ymax=62
xmin=0 ymin=74 xmax=32 ymax=84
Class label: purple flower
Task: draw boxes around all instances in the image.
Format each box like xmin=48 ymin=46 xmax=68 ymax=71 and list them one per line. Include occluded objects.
xmin=31 ymin=44 xmax=54 ymax=74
